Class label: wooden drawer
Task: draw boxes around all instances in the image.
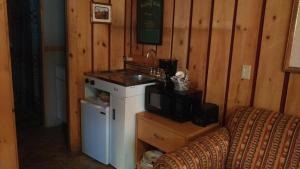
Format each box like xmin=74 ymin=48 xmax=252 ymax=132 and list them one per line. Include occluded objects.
xmin=137 ymin=118 xmax=186 ymax=152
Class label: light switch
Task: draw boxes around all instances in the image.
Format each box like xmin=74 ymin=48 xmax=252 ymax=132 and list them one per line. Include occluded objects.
xmin=241 ymin=65 xmax=251 ymax=80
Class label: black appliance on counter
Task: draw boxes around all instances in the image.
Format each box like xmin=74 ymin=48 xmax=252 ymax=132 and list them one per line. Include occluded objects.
xmin=192 ymin=103 xmax=219 ymax=127
xmin=146 ymin=58 xmax=219 ymax=124
xmin=145 ymin=84 xmax=202 ymax=122
xmin=158 ymin=59 xmax=178 ymax=90
xmin=159 ymin=59 xmax=178 ymax=77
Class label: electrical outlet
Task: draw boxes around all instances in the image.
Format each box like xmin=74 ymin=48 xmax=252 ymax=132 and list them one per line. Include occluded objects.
xmin=241 ymin=65 xmax=251 ymax=80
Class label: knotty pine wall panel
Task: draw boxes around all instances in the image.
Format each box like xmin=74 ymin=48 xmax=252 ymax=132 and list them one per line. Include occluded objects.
xmin=67 ymin=0 xmax=126 ymax=151
xmin=156 ymin=0 xmax=174 ymax=60
xmin=124 ymin=0 xmax=132 ymax=57
xmin=110 ymin=0 xmax=125 ymax=70
xmin=253 ymin=0 xmax=293 ymax=111
xmin=226 ymin=0 xmax=264 ymax=111
xmin=93 ymin=24 xmax=110 ymax=71
xmin=188 ymin=0 xmax=212 ymax=91
xmin=205 ymin=0 xmax=236 ymax=121
xmin=0 ymin=0 xmax=19 ymax=168
xmin=93 ymin=0 xmax=110 ymax=71
xmin=171 ymin=0 xmax=192 ymax=70
xmin=130 ymin=0 xmax=143 ymax=60
xmin=66 ymin=0 xmax=300 ymax=151
xmin=128 ymin=0 xmax=300 ymax=119
xmin=67 ymin=0 xmax=92 ymax=152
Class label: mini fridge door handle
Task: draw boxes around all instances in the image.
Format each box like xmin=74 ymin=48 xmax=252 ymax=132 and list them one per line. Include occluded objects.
xmin=112 ymin=109 xmax=116 ymax=120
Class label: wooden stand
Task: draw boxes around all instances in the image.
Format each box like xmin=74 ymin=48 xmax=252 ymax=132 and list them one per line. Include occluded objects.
xmin=135 ymin=112 xmax=219 ymax=169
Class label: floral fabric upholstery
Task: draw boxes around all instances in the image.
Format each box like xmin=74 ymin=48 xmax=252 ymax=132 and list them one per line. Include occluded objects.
xmin=154 ymin=128 xmax=230 ymax=169
xmin=153 ymin=107 xmax=300 ymax=169
xmin=226 ymin=107 xmax=300 ymax=169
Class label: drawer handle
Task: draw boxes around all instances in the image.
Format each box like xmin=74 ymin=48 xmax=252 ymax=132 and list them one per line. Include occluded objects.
xmin=153 ymin=133 xmax=165 ymax=141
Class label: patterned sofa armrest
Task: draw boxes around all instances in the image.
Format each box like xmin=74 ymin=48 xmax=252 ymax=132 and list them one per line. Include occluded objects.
xmin=154 ymin=128 xmax=230 ymax=169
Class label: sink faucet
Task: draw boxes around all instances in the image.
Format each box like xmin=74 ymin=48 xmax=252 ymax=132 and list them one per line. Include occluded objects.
xmin=145 ymin=49 xmax=164 ymax=77
xmin=145 ymin=49 xmax=157 ymax=67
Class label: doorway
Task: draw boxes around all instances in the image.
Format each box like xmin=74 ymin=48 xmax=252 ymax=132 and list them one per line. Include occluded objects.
xmin=7 ymin=0 xmax=68 ymax=168
xmin=8 ymin=0 xmax=67 ymax=128
xmin=8 ymin=0 xmax=44 ymax=128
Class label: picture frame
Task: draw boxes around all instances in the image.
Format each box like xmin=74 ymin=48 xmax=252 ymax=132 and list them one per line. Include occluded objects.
xmin=137 ymin=0 xmax=163 ymax=45
xmin=91 ymin=3 xmax=112 ymax=23
xmin=284 ymin=0 xmax=300 ymax=73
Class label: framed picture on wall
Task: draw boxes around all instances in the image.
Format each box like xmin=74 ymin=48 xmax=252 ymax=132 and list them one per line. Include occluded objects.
xmin=284 ymin=0 xmax=300 ymax=72
xmin=137 ymin=0 xmax=163 ymax=45
xmin=91 ymin=3 xmax=112 ymax=23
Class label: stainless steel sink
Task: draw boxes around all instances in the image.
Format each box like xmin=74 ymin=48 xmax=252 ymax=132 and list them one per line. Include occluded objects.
xmin=110 ymin=70 xmax=155 ymax=81
xmin=130 ymin=74 xmax=155 ymax=81
xmin=92 ymin=70 xmax=156 ymax=86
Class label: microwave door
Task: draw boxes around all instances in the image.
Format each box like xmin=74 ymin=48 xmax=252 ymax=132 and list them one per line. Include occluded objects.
xmin=161 ymin=94 xmax=172 ymax=116
xmin=150 ymin=93 xmax=161 ymax=110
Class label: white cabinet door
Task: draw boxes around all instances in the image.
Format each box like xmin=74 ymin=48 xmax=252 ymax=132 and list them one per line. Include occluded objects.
xmin=110 ymin=96 xmax=125 ymax=169
xmin=81 ymin=100 xmax=110 ymax=164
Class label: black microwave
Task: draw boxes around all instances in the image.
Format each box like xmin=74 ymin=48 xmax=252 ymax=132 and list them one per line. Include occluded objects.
xmin=145 ymin=85 xmax=202 ymax=122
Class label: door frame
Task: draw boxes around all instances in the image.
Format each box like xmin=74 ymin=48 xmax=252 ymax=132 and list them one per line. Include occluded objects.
xmin=0 ymin=0 xmax=19 ymax=168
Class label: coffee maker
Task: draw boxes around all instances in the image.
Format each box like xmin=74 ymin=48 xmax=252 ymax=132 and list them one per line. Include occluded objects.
xmin=158 ymin=59 xmax=178 ymax=89
xmin=159 ymin=59 xmax=177 ymax=77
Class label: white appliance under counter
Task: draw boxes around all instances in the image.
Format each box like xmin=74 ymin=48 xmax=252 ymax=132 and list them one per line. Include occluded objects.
xmin=84 ymin=73 xmax=155 ymax=169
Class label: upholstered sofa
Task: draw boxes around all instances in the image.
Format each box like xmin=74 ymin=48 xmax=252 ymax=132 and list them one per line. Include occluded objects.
xmin=154 ymin=107 xmax=300 ymax=169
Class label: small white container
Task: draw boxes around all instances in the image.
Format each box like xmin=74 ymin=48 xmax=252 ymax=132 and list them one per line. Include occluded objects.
xmin=140 ymin=150 xmax=163 ymax=169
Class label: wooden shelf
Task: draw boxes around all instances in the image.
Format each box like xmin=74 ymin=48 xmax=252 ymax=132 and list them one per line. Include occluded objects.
xmin=137 ymin=112 xmax=219 ymax=141
xmin=135 ymin=112 xmax=219 ymax=168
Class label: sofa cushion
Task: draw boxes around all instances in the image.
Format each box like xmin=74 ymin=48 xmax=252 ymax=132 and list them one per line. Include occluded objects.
xmin=154 ymin=128 xmax=230 ymax=169
xmin=226 ymin=107 xmax=300 ymax=169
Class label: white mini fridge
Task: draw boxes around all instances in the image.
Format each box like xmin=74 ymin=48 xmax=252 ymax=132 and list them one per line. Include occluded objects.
xmin=81 ymin=100 xmax=110 ymax=165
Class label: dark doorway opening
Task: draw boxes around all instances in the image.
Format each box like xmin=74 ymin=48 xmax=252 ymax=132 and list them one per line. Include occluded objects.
xmin=8 ymin=0 xmax=44 ymax=128
xmin=7 ymin=1 xmax=69 ymax=168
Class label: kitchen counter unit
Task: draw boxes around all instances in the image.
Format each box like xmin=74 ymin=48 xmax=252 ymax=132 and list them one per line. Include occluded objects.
xmin=85 ymin=70 xmax=156 ymax=87
xmin=84 ymin=73 xmax=155 ymax=169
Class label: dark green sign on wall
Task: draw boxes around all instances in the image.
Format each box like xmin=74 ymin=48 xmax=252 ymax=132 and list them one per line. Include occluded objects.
xmin=137 ymin=0 xmax=163 ymax=45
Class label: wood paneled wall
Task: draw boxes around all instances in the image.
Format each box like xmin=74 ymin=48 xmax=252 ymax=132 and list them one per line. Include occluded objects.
xmin=0 ymin=0 xmax=19 ymax=168
xmin=67 ymin=0 xmax=126 ymax=151
xmin=128 ymin=0 xmax=300 ymax=120
xmin=67 ymin=0 xmax=300 ymax=151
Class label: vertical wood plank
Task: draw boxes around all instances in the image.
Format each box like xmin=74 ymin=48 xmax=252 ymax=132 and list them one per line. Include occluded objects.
xmin=110 ymin=0 xmax=125 ymax=70
xmin=77 ymin=0 xmax=92 ymax=94
xmin=93 ymin=24 xmax=109 ymax=71
xmin=253 ymin=0 xmax=293 ymax=111
xmin=156 ymin=0 xmax=174 ymax=60
xmin=124 ymin=0 xmax=132 ymax=58
xmin=285 ymin=74 xmax=300 ymax=117
xmin=205 ymin=0 xmax=235 ymax=120
xmin=67 ymin=0 xmax=80 ymax=152
xmin=171 ymin=0 xmax=192 ymax=70
xmin=93 ymin=0 xmax=110 ymax=72
xmin=0 ymin=0 xmax=19 ymax=168
xmin=67 ymin=0 xmax=92 ymax=152
xmin=226 ymin=0 xmax=263 ymax=110
xmin=188 ymin=0 xmax=212 ymax=90
xmin=131 ymin=0 xmax=143 ymax=62
xmin=76 ymin=0 xmax=92 ymax=152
